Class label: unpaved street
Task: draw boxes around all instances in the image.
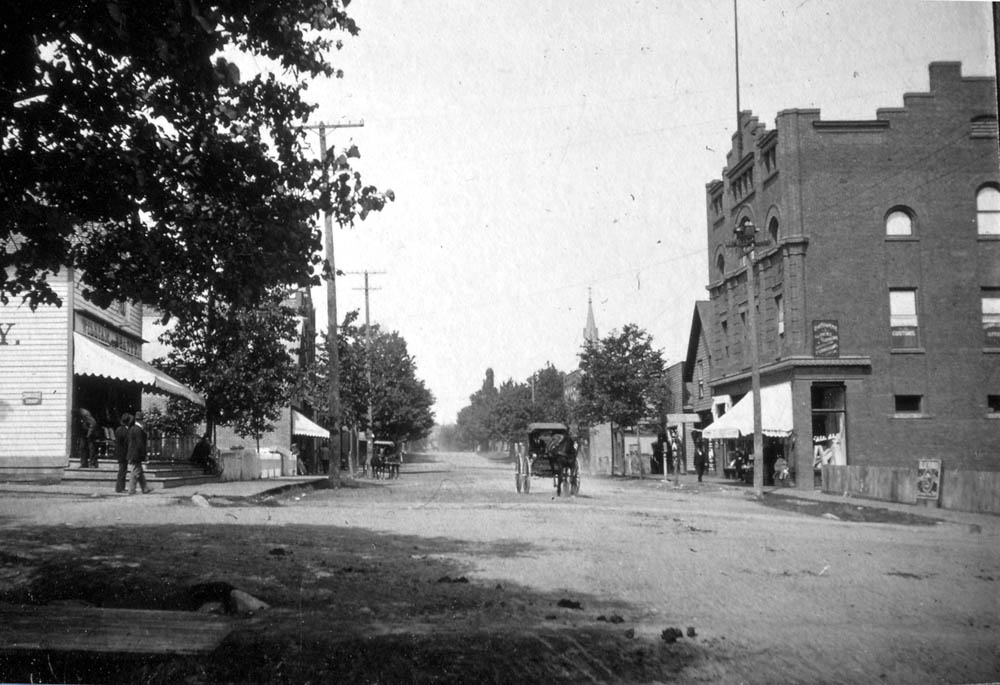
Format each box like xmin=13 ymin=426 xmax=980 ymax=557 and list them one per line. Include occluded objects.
xmin=0 ymin=451 xmax=998 ymax=684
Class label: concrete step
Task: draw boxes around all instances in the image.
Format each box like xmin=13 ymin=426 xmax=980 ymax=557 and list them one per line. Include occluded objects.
xmin=64 ymin=461 xmax=221 ymax=489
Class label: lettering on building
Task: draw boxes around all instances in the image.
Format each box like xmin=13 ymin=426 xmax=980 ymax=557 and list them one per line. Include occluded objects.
xmin=0 ymin=322 xmax=17 ymax=345
xmin=76 ymin=315 xmax=141 ymax=357
xmin=812 ymin=320 xmax=840 ymax=358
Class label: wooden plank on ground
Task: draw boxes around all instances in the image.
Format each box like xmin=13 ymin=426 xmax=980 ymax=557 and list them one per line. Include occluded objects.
xmin=0 ymin=603 xmax=232 ymax=655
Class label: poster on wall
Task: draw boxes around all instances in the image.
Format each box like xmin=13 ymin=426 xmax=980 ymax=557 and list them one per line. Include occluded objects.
xmin=916 ymin=459 xmax=942 ymax=501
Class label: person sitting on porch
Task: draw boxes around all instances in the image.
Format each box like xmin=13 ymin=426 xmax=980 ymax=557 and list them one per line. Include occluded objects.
xmin=190 ymin=433 xmax=218 ymax=475
xmin=773 ymin=456 xmax=790 ymax=484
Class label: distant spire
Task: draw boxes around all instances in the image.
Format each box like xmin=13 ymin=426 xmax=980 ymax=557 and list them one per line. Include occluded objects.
xmin=583 ymin=287 xmax=598 ymax=344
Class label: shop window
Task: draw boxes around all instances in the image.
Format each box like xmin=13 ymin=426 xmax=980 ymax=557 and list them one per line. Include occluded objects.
xmin=978 ymin=185 xmax=1000 ymax=236
xmin=988 ymin=395 xmax=1000 ymax=414
xmin=983 ymin=289 xmax=1000 ymax=348
xmin=885 ymin=208 xmax=913 ymax=236
xmin=894 ymin=395 xmax=922 ymax=413
xmin=811 ymin=385 xmax=846 ymax=467
xmin=889 ymin=289 xmax=920 ymax=349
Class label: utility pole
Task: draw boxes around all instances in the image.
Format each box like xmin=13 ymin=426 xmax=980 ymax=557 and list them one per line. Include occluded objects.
xmin=728 ymin=220 xmax=769 ymax=496
xmin=348 ymin=269 xmax=385 ymax=473
xmin=303 ymin=119 xmax=364 ymax=485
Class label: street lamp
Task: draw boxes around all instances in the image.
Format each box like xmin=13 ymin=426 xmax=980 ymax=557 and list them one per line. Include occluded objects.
xmin=728 ymin=218 xmax=769 ymax=496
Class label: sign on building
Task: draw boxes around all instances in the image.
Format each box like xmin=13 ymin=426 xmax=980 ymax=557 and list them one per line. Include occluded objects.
xmin=916 ymin=459 xmax=942 ymax=501
xmin=812 ymin=320 xmax=840 ymax=358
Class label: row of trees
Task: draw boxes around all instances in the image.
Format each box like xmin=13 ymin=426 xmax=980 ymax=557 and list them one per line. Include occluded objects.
xmin=451 ymin=365 xmax=568 ymax=451
xmin=447 ymin=324 xmax=671 ymax=452
xmin=152 ymin=304 xmax=435 ymax=448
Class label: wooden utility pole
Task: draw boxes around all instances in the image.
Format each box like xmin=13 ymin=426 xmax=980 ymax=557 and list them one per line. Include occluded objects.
xmin=348 ymin=269 xmax=384 ymax=472
xmin=303 ymin=119 xmax=364 ymax=485
xmin=729 ymin=219 xmax=766 ymax=497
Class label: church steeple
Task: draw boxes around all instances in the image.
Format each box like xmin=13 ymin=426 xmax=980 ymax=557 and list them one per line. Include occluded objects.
xmin=583 ymin=287 xmax=598 ymax=344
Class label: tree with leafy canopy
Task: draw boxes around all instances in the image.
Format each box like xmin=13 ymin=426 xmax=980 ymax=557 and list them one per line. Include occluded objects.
xmin=492 ymin=379 xmax=533 ymax=452
xmin=156 ymin=290 xmax=302 ymax=451
xmin=455 ymin=368 xmax=498 ymax=451
xmin=1 ymin=1 xmax=390 ymax=320
xmin=303 ymin=311 xmax=435 ymax=446
xmin=577 ymin=324 xmax=666 ymax=437
xmin=529 ymin=363 xmax=568 ymax=424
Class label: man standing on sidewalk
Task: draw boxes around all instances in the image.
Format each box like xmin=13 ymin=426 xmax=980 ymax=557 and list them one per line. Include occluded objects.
xmin=114 ymin=413 xmax=133 ymax=493
xmin=126 ymin=410 xmax=152 ymax=495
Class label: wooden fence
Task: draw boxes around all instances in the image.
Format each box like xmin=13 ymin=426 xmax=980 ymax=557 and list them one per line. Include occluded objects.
xmin=822 ymin=465 xmax=1000 ymax=515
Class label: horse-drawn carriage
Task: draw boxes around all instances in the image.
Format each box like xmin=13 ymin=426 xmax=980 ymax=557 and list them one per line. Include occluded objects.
xmin=515 ymin=422 xmax=581 ymax=496
xmin=369 ymin=440 xmax=402 ymax=479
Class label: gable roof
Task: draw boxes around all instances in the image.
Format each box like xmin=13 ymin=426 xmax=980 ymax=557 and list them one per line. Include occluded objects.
xmin=683 ymin=301 xmax=712 ymax=382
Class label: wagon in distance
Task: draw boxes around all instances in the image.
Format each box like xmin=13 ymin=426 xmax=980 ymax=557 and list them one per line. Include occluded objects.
xmin=515 ymin=422 xmax=581 ymax=496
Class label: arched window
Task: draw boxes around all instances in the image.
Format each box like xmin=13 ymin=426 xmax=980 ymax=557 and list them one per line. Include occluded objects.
xmin=977 ymin=185 xmax=1000 ymax=236
xmin=716 ymin=253 xmax=726 ymax=276
xmin=885 ymin=208 xmax=913 ymax=236
xmin=768 ymin=217 xmax=779 ymax=245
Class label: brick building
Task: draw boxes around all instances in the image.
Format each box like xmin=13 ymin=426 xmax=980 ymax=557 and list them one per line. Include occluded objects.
xmin=701 ymin=62 xmax=1000 ymax=511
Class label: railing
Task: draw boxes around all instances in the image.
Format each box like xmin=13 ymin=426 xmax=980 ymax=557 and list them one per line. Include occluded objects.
xmin=148 ymin=434 xmax=200 ymax=462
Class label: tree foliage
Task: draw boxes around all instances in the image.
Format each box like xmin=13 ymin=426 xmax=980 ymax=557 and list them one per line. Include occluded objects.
xmin=577 ymin=324 xmax=666 ymax=429
xmin=1 ymin=1 xmax=390 ymax=320
xmin=454 ymin=364 xmax=570 ymax=450
xmin=305 ymin=311 xmax=435 ymax=444
xmin=455 ymin=368 xmax=498 ymax=451
xmin=156 ymin=291 xmax=301 ymax=443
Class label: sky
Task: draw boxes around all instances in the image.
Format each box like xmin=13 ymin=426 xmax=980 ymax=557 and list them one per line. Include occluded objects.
xmin=277 ymin=0 xmax=995 ymax=425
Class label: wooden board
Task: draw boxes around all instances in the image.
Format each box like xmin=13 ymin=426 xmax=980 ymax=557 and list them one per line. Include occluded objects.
xmin=0 ymin=603 xmax=232 ymax=655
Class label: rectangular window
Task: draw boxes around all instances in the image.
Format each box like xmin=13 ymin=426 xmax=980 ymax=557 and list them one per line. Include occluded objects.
xmin=988 ymin=395 xmax=1000 ymax=414
xmin=721 ymin=320 xmax=728 ymax=356
xmin=889 ymin=289 xmax=920 ymax=348
xmin=776 ymin=295 xmax=784 ymax=336
xmin=983 ymin=290 xmax=1000 ymax=347
xmin=894 ymin=395 xmax=923 ymax=413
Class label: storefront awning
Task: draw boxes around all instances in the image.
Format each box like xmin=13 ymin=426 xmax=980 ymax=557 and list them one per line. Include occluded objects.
xmin=73 ymin=332 xmax=205 ymax=406
xmin=291 ymin=409 xmax=329 ymax=438
xmin=701 ymin=382 xmax=793 ymax=440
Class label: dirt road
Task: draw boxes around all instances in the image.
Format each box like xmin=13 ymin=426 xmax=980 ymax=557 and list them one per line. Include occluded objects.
xmin=0 ymin=451 xmax=997 ymax=683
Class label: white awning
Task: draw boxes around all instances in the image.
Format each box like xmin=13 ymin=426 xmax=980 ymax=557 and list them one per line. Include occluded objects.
xmin=701 ymin=382 xmax=793 ymax=440
xmin=73 ymin=332 xmax=205 ymax=406
xmin=291 ymin=409 xmax=329 ymax=438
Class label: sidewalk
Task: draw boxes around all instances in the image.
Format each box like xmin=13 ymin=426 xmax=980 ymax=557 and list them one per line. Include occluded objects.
xmin=683 ymin=472 xmax=1000 ymax=529
xmin=0 ymin=476 xmax=330 ymax=500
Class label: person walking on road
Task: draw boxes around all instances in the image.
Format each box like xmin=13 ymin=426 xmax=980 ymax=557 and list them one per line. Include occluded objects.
xmin=114 ymin=413 xmax=133 ymax=493
xmin=694 ymin=443 xmax=707 ymax=482
xmin=126 ymin=410 xmax=152 ymax=495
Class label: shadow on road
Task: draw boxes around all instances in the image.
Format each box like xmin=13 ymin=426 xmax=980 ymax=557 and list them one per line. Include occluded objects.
xmin=0 ymin=519 xmax=709 ymax=684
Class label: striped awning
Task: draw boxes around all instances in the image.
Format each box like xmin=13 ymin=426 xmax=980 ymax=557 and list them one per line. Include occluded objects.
xmin=291 ymin=409 xmax=329 ymax=438
xmin=73 ymin=332 xmax=204 ymax=406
